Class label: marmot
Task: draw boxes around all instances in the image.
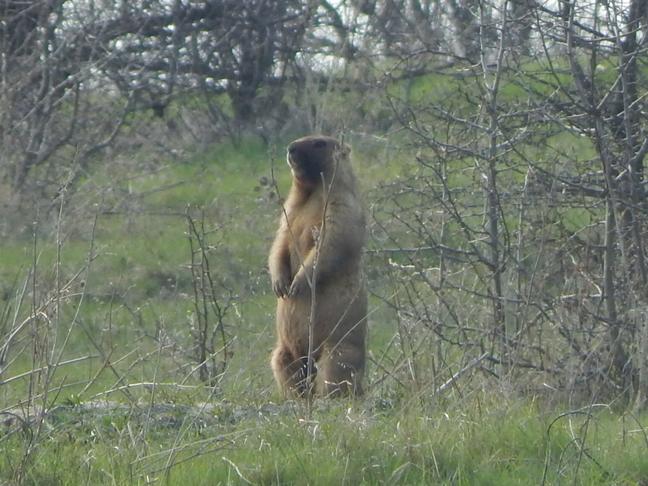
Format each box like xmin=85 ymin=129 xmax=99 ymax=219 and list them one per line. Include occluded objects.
xmin=269 ymin=135 xmax=367 ymax=397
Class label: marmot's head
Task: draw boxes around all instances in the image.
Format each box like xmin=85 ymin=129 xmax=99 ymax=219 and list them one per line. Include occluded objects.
xmin=287 ymin=135 xmax=349 ymax=184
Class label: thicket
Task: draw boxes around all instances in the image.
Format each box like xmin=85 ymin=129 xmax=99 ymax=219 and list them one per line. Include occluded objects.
xmin=2 ymin=1 xmax=648 ymax=483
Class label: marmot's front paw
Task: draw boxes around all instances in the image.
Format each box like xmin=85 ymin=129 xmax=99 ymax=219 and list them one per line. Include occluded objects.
xmin=272 ymin=274 xmax=291 ymax=298
xmin=288 ymin=274 xmax=310 ymax=297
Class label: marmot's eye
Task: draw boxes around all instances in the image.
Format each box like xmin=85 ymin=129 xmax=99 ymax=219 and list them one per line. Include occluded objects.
xmin=313 ymin=140 xmax=327 ymax=149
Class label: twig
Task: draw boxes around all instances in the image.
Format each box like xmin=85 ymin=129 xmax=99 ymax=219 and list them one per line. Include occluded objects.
xmin=434 ymin=353 xmax=489 ymax=395
xmin=0 ymin=355 xmax=99 ymax=386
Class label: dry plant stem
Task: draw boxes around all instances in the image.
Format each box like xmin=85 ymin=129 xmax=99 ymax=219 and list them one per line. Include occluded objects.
xmin=2 ymin=251 xmax=97 ymax=361
xmin=541 ymin=404 xmax=611 ymax=486
xmin=27 ymin=221 xmax=39 ymax=415
xmin=187 ymin=210 xmax=211 ymax=383
xmin=181 ymin=342 xmax=229 ymax=385
xmin=0 ymin=354 xmax=98 ymax=387
xmin=135 ymin=430 xmax=246 ymax=478
xmin=54 ymin=207 xmax=99 ymax=367
xmin=141 ymin=337 xmax=165 ymax=448
xmin=479 ymin=0 xmax=508 ymax=363
xmin=2 ymin=381 xmax=90 ymax=416
xmin=77 ymin=318 xmax=137 ymax=403
xmin=15 ymin=218 xmax=49 ymax=483
xmin=306 ymin=236 xmax=319 ymax=405
xmin=186 ymin=208 xmax=230 ymax=385
xmin=5 ymin=202 xmax=102 ymax=415
xmin=0 ymin=271 xmax=30 ymax=370
xmin=90 ymin=381 xmax=207 ymax=400
xmin=434 ymin=352 xmax=489 ymax=396
xmin=222 ymin=456 xmax=254 ymax=485
xmin=390 ymin=349 xmax=488 ymax=410
xmin=161 ymin=373 xmax=223 ymax=478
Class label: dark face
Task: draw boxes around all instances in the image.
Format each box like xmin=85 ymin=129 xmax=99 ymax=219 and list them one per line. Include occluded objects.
xmin=286 ymin=136 xmax=340 ymax=183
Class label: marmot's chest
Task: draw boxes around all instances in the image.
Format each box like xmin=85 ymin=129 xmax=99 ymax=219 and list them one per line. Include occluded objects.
xmin=288 ymin=198 xmax=324 ymax=269
xmin=289 ymin=222 xmax=321 ymax=269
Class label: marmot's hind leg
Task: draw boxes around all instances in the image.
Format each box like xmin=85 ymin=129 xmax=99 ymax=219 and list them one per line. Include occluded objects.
xmin=315 ymin=342 xmax=364 ymax=397
xmin=271 ymin=345 xmax=316 ymax=397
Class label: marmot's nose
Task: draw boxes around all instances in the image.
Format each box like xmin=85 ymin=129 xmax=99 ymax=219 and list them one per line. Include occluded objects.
xmin=288 ymin=144 xmax=297 ymax=155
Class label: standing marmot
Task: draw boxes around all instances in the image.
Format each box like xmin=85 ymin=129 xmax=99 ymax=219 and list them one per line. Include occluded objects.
xmin=269 ymin=135 xmax=367 ymax=397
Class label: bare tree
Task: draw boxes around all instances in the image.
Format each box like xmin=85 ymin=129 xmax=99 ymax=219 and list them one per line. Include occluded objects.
xmin=0 ymin=0 xmax=314 ymax=196
xmin=371 ymin=0 xmax=648 ymax=408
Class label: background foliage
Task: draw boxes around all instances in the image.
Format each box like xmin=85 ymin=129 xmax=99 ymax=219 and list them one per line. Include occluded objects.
xmin=2 ymin=1 xmax=648 ymax=484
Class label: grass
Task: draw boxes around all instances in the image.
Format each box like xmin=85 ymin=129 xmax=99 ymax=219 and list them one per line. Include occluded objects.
xmin=1 ymin=131 xmax=647 ymax=484
xmin=3 ymin=393 xmax=647 ymax=485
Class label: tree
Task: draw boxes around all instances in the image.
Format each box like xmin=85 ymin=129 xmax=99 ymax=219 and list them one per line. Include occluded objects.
xmin=0 ymin=0 xmax=313 ymax=195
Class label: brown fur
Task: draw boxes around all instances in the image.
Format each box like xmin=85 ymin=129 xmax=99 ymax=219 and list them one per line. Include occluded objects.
xmin=269 ymin=135 xmax=367 ymax=398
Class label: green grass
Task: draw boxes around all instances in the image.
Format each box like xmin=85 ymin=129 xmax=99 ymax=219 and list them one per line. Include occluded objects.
xmin=3 ymin=395 xmax=647 ymax=485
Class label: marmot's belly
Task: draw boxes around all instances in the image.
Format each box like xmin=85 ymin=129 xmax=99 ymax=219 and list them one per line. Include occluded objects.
xmin=277 ymin=279 xmax=366 ymax=354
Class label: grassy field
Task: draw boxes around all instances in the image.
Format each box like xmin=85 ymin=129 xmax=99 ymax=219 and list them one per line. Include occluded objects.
xmin=3 ymin=391 xmax=648 ymax=484
xmin=1 ymin=134 xmax=647 ymax=485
